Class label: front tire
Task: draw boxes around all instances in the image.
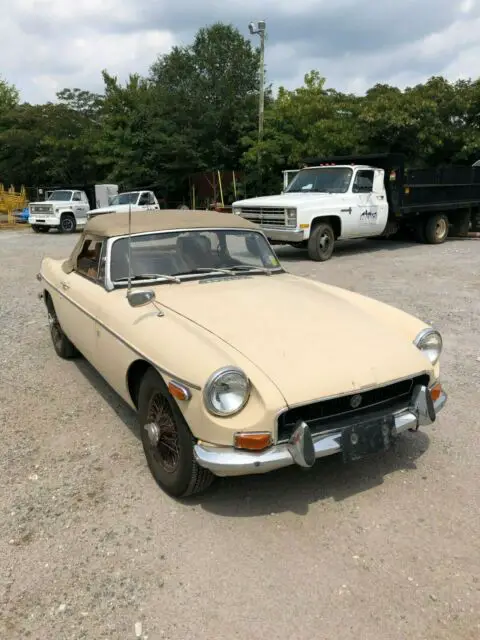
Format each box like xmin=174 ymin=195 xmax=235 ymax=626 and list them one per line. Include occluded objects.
xmin=46 ymin=301 xmax=78 ymax=359
xmin=138 ymin=369 xmax=214 ymax=498
xmin=424 ymin=214 xmax=449 ymax=244
xmin=32 ymin=225 xmax=50 ymax=233
xmin=59 ymin=214 xmax=76 ymax=233
xmin=307 ymin=223 xmax=335 ymax=261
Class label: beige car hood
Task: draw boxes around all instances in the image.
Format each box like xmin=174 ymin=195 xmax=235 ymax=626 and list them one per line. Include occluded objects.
xmin=158 ymin=273 xmax=430 ymax=405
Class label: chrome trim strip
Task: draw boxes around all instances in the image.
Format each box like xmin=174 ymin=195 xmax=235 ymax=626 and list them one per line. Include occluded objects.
xmin=194 ymin=391 xmax=447 ymax=477
xmin=41 ymin=274 xmax=202 ymax=391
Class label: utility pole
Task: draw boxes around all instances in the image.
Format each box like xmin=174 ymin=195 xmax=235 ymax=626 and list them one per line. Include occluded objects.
xmin=248 ymin=20 xmax=266 ymax=192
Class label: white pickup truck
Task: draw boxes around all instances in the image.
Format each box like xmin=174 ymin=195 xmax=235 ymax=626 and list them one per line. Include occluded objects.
xmin=29 ymin=190 xmax=90 ymax=233
xmin=232 ymin=153 xmax=479 ymax=261
xmin=87 ymin=190 xmax=160 ymax=219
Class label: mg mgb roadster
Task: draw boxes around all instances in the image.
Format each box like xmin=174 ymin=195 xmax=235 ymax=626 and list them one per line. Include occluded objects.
xmin=37 ymin=211 xmax=447 ymax=497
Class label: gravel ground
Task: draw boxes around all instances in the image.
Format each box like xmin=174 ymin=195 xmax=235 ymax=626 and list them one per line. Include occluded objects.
xmin=1 ymin=229 xmax=479 ymax=640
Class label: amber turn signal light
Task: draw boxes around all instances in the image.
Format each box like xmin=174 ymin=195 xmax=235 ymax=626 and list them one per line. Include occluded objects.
xmin=234 ymin=432 xmax=273 ymax=451
xmin=168 ymin=381 xmax=191 ymax=401
xmin=430 ymin=383 xmax=442 ymax=402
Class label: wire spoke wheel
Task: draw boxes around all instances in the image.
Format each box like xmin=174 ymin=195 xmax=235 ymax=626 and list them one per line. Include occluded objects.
xmin=146 ymin=393 xmax=180 ymax=473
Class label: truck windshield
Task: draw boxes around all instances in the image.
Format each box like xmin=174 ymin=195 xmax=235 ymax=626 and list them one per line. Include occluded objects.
xmin=47 ymin=191 xmax=73 ymax=201
xmin=286 ymin=167 xmax=353 ymax=194
xmin=110 ymin=192 xmax=140 ymax=206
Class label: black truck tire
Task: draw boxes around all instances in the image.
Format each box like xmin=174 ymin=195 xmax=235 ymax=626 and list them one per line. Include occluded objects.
xmin=307 ymin=223 xmax=335 ymax=261
xmin=424 ymin=214 xmax=449 ymax=244
xmin=59 ymin=214 xmax=76 ymax=233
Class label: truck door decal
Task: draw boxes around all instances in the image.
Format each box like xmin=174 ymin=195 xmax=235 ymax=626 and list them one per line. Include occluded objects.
xmin=359 ymin=210 xmax=377 ymax=223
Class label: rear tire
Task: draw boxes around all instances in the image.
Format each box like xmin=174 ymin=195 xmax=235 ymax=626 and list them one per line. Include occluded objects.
xmin=59 ymin=214 xmax=76 ymax=233
xmin=138 ymin=369 xmax=214 ymax=498
xmin=46 ymin=300 xmax=78 ymax=359
xmin=424 ymin=214 xmax=449 ymax=244
xmin=307 ymin=223 xmax=335 ymax=261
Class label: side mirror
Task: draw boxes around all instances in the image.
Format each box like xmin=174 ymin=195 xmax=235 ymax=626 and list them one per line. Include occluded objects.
xmin=127 ymin=289 xmax=155 ymax=307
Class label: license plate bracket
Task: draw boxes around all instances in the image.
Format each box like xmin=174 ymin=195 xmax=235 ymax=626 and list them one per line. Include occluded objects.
xmin=342 ymin=415 xmax=394 ymax=463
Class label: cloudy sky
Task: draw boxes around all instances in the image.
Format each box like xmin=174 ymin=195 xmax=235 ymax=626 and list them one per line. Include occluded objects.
xmin=2 ymin=0 xmax=480 ymax=103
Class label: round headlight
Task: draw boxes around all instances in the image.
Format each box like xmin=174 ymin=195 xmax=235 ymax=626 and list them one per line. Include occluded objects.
xmin=204 ymin=367 xmax=250 ymax=416
xmin=414 ymin=328 xmax=442 ymax=365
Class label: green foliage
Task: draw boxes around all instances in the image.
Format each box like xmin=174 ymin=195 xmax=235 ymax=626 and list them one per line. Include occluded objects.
xmin=0 ymin=23 xmax=480 ymax=201
xmin=0 ymin=77 xmax=19 ymax=114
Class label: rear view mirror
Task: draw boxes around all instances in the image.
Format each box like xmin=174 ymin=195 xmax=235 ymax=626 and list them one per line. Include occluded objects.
xmin=127 ymin=290 xmax=155 ymax=307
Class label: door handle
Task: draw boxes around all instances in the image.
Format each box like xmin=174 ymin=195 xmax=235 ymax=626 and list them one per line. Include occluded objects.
xmin=60 ymin=281 xmax=70 ymax=290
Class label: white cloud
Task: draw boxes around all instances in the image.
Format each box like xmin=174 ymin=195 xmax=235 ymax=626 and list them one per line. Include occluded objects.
xmin=1 ymin=0 xmax=480 ymax=103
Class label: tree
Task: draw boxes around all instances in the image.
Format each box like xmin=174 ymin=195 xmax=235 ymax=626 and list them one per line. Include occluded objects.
xmin=0 ymin=77 xmax=19 ymax=115
xmin=242 ymin=71 xmax=363 ymax=193
xmin=150 ymin=23 xmax=263 ymax=172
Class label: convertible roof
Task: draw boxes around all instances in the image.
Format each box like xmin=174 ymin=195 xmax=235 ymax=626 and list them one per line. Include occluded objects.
xmin=84 ymin=210 xmax=257 ymax=238
xmin=62 ymin=210 xmax=258 ymax=274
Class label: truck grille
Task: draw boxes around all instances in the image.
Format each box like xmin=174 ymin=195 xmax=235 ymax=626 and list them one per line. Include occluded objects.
xmin=238 ymin=207 xmax=287 ymax=227
xmin=31 ymin=205 xmax=53 ymax=214
xmin=277 ymin=374 xmax=430 ymax=442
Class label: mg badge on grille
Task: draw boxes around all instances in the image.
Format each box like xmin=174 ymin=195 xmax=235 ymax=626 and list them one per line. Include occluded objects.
xmin=350 ymin=394 xmax=362 ymax=409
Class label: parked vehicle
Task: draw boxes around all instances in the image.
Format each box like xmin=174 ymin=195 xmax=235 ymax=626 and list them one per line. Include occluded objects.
xmin=29 ymin=189 xmax=90 ymax=233
xmin=37 ymin=211 xmax=446 ymax=497
xmin=87 ymin=190 xmax=160 ymax=219
xmin=232 ymin=153 xmax=480 ymax=261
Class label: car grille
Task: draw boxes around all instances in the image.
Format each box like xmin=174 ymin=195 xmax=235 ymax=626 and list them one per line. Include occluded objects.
xmin=277 ymin=374 xmax=430 ymax=442
xmin=238 ymin=207 xmax=287 ymax=227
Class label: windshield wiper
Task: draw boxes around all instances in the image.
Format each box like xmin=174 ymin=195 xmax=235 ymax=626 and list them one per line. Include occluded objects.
xmin=114 ymin=273 xmax=181 ymax=284
xmin=175 ymin=265 xmax=274 ymax=277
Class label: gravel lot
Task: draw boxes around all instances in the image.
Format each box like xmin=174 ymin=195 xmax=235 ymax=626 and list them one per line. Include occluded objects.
xmin=1 ymin=229 xmax=479 ymax=640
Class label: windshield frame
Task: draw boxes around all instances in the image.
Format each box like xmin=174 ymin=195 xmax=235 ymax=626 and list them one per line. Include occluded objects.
xmin=285 ymin=166 xmax=354 ymax=194
xmin=103 ymin=227 xmax=284 ymax=291
xmin=47 ymin=190 xmax=74 ymax=202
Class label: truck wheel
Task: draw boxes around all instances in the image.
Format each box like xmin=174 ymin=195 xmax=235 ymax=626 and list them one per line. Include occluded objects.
xmin=46 ymin=300 xmax=79 ymax=359
xmin=139 ymin=369 xmax=214 ymax=498
xmin=307 ymin=223 xmax=335 ymax=261
xmin=424 ymin=214 xmax=449 ymax=244
xmin=32 ymin=225 xmax=50 ymax=233
xmin=59 ymin=214 xmax=76 ymax=233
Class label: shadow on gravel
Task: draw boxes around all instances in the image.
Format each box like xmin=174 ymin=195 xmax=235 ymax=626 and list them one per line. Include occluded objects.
xmin=276 ymin=235 xmax=475 ymax=262
xmin=71 ymin=342 xmax=432 ymax=518
xmin=193 ymin=431 xmax=431 ymax=517
xmin=275 ymin=238 xmax=418 ymax=262
xmin=74 ymin=359 xmax=140 ymax=439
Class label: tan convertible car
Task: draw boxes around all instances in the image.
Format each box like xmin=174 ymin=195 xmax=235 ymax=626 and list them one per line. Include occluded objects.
xmin=37 ymin=211 xmax=447 ymax=497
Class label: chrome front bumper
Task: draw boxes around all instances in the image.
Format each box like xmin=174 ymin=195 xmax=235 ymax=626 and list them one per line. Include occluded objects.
xmin=260 ymin=227 xmax=305 ymax=243
xmin=194 ymin=385 xmax=447 ymax=478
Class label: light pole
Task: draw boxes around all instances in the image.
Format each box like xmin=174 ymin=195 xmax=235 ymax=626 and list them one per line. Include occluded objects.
xmin=248 ymin=20 xmax=266 ymax=149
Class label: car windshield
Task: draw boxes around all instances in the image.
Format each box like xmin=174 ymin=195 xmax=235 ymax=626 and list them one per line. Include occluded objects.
xmin=109 ymin=192 xmax=140 ymax=206
xmin=47 ymin=190 xmax=73 ymax=201
xmin=285 ymin=167 xmax=353 ymax=193
xmin=109 ymin=229 xmax=282 ymax=284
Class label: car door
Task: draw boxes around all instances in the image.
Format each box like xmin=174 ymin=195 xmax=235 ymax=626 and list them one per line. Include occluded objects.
xmin=350 ymin=169 xmax=388 ymax=237
xmin=54 ymin=236 xmax=106 ymax=362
